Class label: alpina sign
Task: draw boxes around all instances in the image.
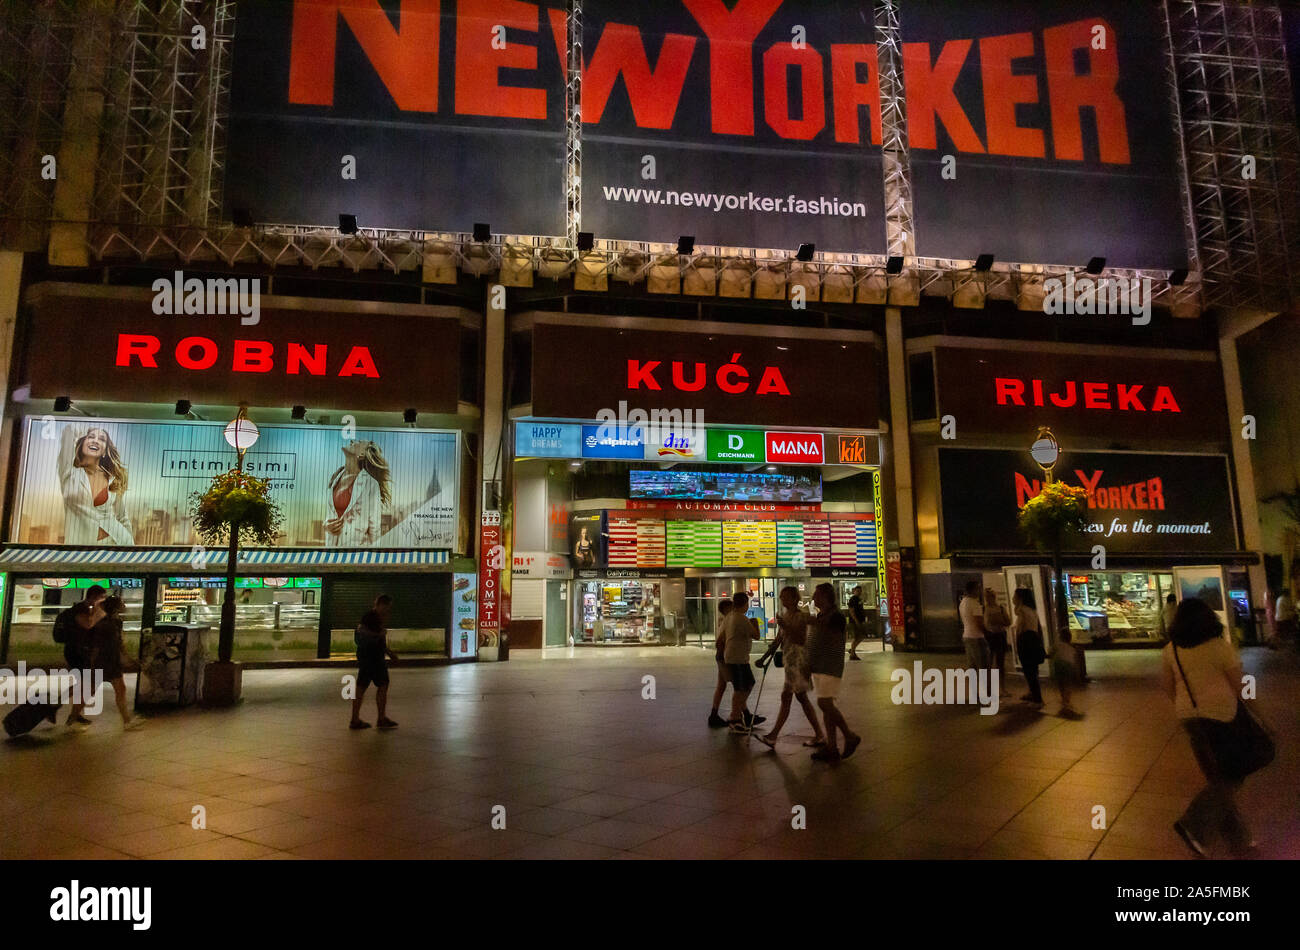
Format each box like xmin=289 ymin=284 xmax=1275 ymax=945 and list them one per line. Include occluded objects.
xmin=24 ymin=286 xmax=462 ymax=414
xmin=532 ymin=321 xmax=880 ymax=429
xmin=932 ymin=347 xmax=1226 ymax=441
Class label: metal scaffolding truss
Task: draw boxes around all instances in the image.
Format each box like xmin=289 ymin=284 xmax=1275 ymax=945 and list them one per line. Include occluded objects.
xmin=1169 ymin=0 xmax=1300 ymax=312
xmin=3 ymin=0 xmax=1296 ymax=318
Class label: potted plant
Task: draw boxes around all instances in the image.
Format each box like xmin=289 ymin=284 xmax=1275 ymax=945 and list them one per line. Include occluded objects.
xmin=1017 ymin=480 xmax=1090 ymax=640
xmin=190 ymin=468 xmax=282 ymax=705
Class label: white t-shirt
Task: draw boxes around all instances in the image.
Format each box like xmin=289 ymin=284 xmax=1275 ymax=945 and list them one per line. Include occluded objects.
xmin=1163 ymin=638 xmax=1240 ymax=723
xmin=959 ymin=596 xmax=985 ymax=640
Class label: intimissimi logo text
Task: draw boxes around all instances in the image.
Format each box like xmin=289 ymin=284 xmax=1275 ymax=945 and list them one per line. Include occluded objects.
xmin=995 ymin=377 xmax=1181 ymax=413
xmin=1017 ymin=470 xmax=1166 ymax=511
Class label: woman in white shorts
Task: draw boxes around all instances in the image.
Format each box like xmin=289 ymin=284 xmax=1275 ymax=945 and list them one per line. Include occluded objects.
xmin=755 ymin=587 xmax=826 ymax=749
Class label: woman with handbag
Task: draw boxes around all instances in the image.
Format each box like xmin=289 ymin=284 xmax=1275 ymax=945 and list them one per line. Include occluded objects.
xmin=1162 ymin=597 xmax=1271 ymax=858
xmin=89 ymin=596 xmax=143 ymax=731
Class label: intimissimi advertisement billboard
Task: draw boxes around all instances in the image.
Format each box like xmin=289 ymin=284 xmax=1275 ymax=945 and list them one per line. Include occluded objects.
xmin=222 ymin=1 xmax=1190 ymax=268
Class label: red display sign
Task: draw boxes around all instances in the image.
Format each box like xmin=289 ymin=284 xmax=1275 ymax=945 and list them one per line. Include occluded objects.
xmin=764 ymin=432 xmax=825 ymax=465
xmin=25 ymin=285 xmax=462 ymax=414
xmin=627 ymin=500 xmax=821 ymax=513
xmin=478 ymin=513 xmax=502 ymax=643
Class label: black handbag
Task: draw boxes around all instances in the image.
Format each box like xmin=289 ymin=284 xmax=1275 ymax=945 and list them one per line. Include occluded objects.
xmin=1172 ymin=645 xmax=1275 ymax=780
xmin=773 ymin=650 xmax=784 ymax=668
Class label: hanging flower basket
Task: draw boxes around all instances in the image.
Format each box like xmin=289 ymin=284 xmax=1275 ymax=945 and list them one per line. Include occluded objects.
xmin=1017 ymin=480 xmax=1090 ymax=552
xmin=190 ymin=468 xmax=283 ymax=547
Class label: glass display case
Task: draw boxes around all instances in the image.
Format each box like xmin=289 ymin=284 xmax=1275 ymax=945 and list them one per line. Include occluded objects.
xmin=1063 ymin=572 xmax=1172 ymax=642
xmin=575 ymin=580 xmax=663 ymax=644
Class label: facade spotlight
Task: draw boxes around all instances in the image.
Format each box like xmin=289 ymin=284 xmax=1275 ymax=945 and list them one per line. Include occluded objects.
xmin=974 ymin=253 xmax=994 ymax=271
xmin=1086 ymin=256 xmax=1106 ymax=275
xmin=677 ymin=235 xmax=695 ymax=255
xmin=231 ymin=208 xmax=254 ymax=228
xmin=796 ymin=243 xmax=815 ymax=262
xmin=577 ymin=231 xmax=594 ymax=252
xmin=53 ymin=396 xmax=71 ymax=413
xmin=1169 ymin=268 xmax=1189 ymax=285
xmin=403 ymin=408 xmax=417 ymax=425
xmin=175 ymin=399 xmax=191 ymax=415
xmin=886 ymin=256 xmax=904 ymax=275
xmin=473 ymin=223 xmax=491 ymax=242
xmin=339 ymin=214 xmax=358 ymax=235
xmin=291 ymin=405 xmax=307 ymax=420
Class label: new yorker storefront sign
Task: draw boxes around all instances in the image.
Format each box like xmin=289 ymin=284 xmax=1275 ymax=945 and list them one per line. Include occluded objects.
xmin=532 ymin=323 xmax=880 ymax=430
xmin=932 ymin=347 xmax=1226 ymax=442
xmin=23 ymin=286 xmax=461 ymax=413
xmin=938 ymin=449 xmax=1239 ymax=556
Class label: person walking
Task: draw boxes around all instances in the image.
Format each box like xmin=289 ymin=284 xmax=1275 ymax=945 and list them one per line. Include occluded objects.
xmin=723 ymin=591 xmax=761 ymax=734
xmin=983 ymin=588 xmax=1011 ymax=696
xmin=708 ymin=599 xmax=735 ymax=728
xmin=350 ymin=594 xmax=399 ymax=730
xmin=1162 ymin=598 xmax=1257 ymax=858
xmin=959 ymin=581 xmax=990 ymax=673
xmin=847 ymin=585 xmax=868 ymax=660
xmin=755 ymin=587 xmax=826 ymax=750
xmin=53 ymin=584 xmax=107 ymax=727
xmin=1275 ymin=587 xmax=1297 ymax=648
xmin=88 ymin=596 xmax=142 ymax=730
xmin=1051 ymin=629 xmax=1081 ymax=716
xmin=806 ymin=583 xmax=861 ymax=762
xmin=1011 ymin=588 xmax=1045 ymax=706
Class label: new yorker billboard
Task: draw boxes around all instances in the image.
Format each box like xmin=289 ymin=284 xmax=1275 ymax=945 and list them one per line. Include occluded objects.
xmin=225 ymin=0 xmax=1188 ymax=267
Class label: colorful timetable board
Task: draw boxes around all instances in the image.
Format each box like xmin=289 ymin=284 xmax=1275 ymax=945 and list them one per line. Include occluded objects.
xmin=722 ymin=521 xmax=778 ymax=567
xmin=667 ymin=521 xmax=723 ymax=567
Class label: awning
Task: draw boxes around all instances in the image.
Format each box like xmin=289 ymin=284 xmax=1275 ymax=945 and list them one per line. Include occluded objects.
xmin=0 ymin=547 xmax=451 ymax=573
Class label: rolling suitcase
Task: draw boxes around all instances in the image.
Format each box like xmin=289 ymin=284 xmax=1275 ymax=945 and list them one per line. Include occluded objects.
xmin=3 ymin=699 xmax=59 ymax=738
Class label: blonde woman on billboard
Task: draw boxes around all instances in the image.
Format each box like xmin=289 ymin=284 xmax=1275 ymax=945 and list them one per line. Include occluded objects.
xmin=324 ymin=439 xmax=391 ymax=547
xmin=58 ymin=424 xmax=134 ymax=545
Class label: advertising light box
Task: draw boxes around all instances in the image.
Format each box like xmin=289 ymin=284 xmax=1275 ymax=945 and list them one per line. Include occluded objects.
xmin=12 ymin=417 xmax=459 ymax=550
xmin=629 ymin=469 xmax=822 ymax=503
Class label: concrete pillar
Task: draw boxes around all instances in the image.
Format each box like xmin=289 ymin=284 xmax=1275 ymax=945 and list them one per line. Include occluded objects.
xmin=0 ymin=251 xmax=24 ymax=508
xmin=885 ymin=307 xmax=916 ymax=547
xmin=1219 ymin=309 xmax=1277 ymax=618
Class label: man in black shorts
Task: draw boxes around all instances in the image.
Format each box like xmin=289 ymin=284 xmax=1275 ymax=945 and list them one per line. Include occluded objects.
xmin=350 ymin=594 xmax=399 ymax=730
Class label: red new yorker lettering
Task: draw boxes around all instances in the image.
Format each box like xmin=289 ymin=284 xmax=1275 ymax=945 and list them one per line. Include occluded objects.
xmin=289 ymin=0 xmax=440 ymax=111
xmin=682 ymin=0 xmax=783 ymax=136
xmin=903 ymin=38 xmax=984 ymax=153
xmin=831 ymin=44 xmax=882 ymax=146
xmin=764 ymin=44 xmax=825 ymax=140
xmin=1043 ymin=19 xmax=1129 ymax=164
xmin=456 ymin=0 xmax=546 ymax=120
xmin=980 ymin=32 xmax=1043 ymax=158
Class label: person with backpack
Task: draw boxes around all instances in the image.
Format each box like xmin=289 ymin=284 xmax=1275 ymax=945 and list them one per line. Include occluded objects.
xmin=53 ymin=585 xmax=106 ymax=726
xmin=350 ymin=594 xmax=399 ymax=730
xmin=1163 ymin=597 xmax=1270 ymax=858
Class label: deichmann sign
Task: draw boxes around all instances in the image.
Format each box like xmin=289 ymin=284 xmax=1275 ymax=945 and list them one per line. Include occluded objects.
xmin=932 ymin=347 xmax=1227 ymax=442
xmin=12 ymin=417 xmax=459 ymax=549
xmin=226 ymin=0 xmax=566 ymax=235
xmin=222 ymin=1 xmax=1187 ymax=266
xmin=532 ymin=323 xmax=880 ymax=429
xmin=706 ymin=429 xmax=764 ymax=463
xmin=938 ymin=448 xmax=1239 ymax=555
xmin=24 ymin=287 xmax=462 ymax=413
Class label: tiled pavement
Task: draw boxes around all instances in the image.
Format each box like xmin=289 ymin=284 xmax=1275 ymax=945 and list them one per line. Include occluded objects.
xmin=3 ymin=644 xmax=1297 ymax=860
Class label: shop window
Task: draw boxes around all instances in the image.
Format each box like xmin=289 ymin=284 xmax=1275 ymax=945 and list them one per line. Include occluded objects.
xmin=1062 ymin=572 xmax=1173 ymax=643
xmin=155 ymin=577 xmax=323 ymax=662
xmin=6 ymin=578 xmax=145 ymax=667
